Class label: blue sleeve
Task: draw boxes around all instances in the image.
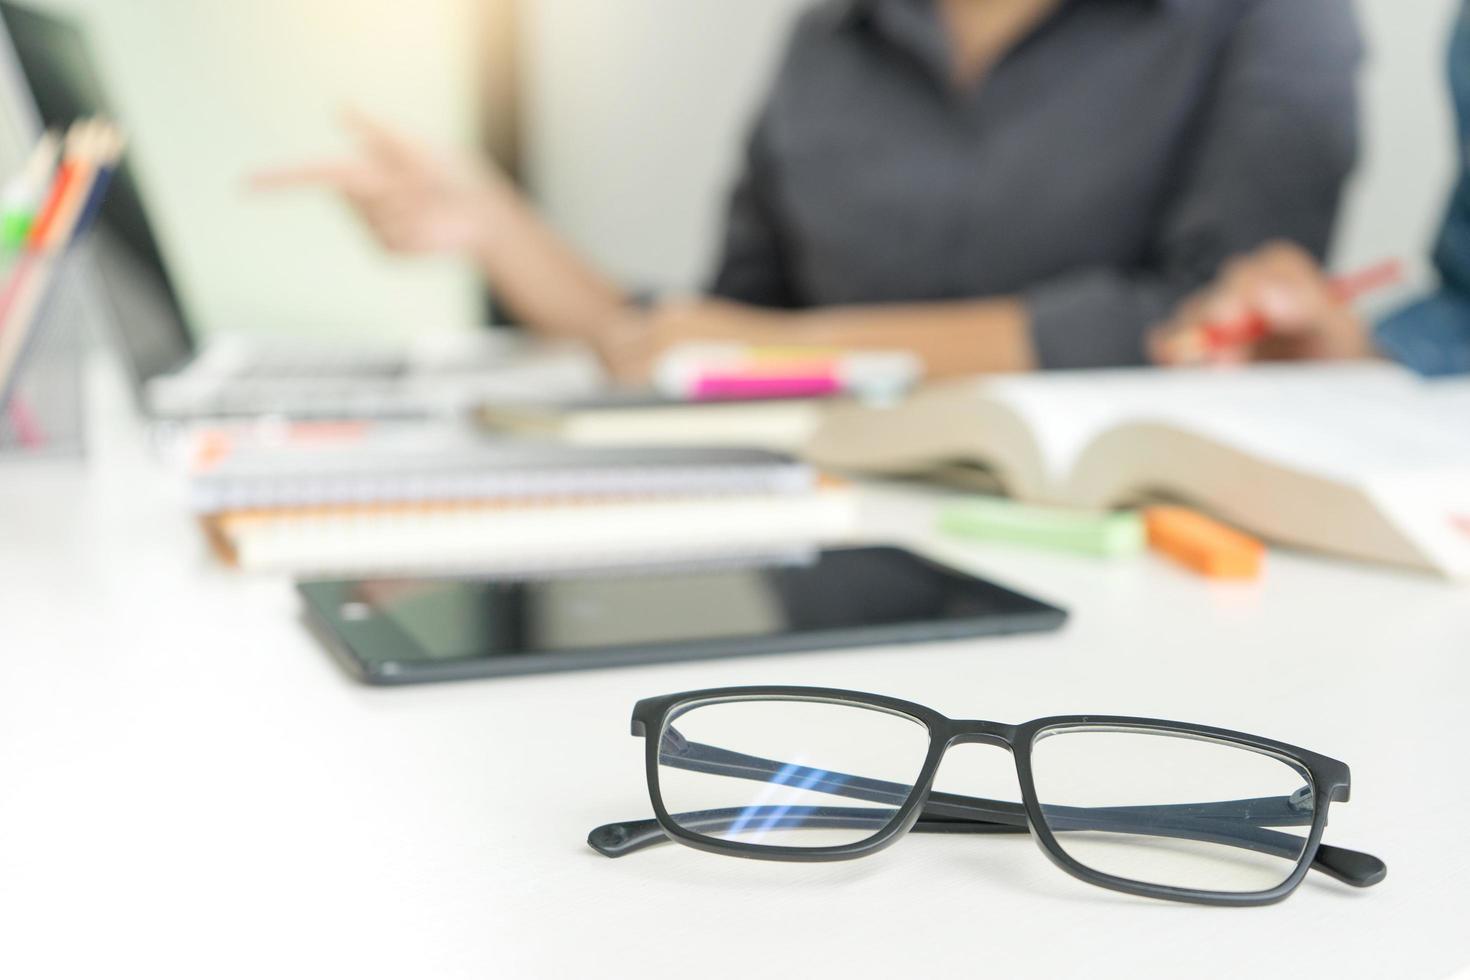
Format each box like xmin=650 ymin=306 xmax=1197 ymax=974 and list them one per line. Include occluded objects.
xmin=1376 ymin=294 xmax=1470 ymax=377
xmin=1372 ymin=1 xmax=1470 ymax=377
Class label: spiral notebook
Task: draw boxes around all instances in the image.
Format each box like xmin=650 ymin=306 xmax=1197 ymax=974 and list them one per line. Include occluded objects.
xmin=192 ymin=440 xmax=856 ymax=574
xmin=190 ymin=443 xmax=816 ymax=513
xmin=202 ymin=480 xmax=859 ymax=575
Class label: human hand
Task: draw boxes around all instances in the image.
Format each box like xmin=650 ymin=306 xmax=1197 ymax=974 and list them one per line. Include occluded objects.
xmin=1150 ymin=241 xmax=1372 ymax=366
xmin=595 ymin=299 xmax=788 ymax=386
xmin=250 ymin=109 xmax=504 ymax=255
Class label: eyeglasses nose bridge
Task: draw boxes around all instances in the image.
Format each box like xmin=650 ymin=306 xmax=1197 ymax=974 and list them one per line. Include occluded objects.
xmin=945 ymin=720 xmax=1017 ymax=750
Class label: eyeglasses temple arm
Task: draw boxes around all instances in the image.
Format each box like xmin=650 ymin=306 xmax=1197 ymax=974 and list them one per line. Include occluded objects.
xmin=587 ymin=807 xmax=1025 ymax=857
xmin=585 ymin=806 xmax=1382 ymax=887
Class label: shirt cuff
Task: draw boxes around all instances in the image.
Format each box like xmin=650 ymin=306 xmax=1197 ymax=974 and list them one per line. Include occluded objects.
xmin=1023 ymin=271 xmax=1171 ymax=370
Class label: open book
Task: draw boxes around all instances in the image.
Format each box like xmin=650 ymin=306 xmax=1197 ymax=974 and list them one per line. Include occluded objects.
xmin=806 ymin=363 xmax=1470 ymax=578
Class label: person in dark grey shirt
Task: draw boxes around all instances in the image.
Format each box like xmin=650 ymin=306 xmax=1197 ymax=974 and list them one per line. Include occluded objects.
xmin=262 ymin=0 xmax=1362 ymax=379
xmin=1153 ymin=1 xmax=1470 ymax=378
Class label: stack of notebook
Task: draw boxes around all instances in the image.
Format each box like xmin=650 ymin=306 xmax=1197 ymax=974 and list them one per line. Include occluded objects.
xmin=189 ymin=432 xmax=857 ymax=574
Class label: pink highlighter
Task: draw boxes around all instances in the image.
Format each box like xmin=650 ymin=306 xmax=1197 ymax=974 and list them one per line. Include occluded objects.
xmin=658 ymin=344 xmax=921 ymax=402
xmin=690 ymin=373 xmax=843 ymax=401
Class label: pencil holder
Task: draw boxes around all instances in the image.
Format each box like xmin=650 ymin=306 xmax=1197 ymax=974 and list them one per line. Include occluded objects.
xmin=0 ymin=257 xmax=87 ymax=459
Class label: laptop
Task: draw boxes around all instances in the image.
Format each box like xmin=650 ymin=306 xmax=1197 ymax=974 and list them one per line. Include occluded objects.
xmin=0 ymin=1 xmax=600 ymax=421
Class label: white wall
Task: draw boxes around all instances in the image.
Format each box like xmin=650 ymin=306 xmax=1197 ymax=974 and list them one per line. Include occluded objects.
xmin=523 ymin=0 xmax=807 ymax=293
xmin=1336 ymin=0 xmax=1461 ymax=305
xmin=526 ymin=0 xmax=1465 ymax=302
xmin=1 ymin=0 xmax=483 ymax=342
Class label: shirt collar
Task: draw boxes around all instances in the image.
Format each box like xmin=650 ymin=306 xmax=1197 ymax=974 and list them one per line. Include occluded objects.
xmin=833 ymin=0 xmax=1168 ymax=88
xmin=835 ymin=0 xmax=1169 ymax=35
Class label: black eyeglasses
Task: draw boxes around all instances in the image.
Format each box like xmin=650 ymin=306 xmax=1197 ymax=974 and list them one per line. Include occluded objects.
xmin=587 ymin=686 xmax=1386 ymax=906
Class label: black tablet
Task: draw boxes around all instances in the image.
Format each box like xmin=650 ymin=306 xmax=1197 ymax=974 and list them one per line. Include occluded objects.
xmin=298 ymin=546 xmax=1067 ymax=685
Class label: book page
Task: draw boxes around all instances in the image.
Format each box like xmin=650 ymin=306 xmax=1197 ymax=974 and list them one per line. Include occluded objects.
xmin=983 ymin=363 xmax=1469 ymax=491
xmin=1123 ymin=371 xmax=1470 ymax=482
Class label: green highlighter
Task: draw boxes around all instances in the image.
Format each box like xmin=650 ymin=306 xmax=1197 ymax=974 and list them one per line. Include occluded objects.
xmin=0 ymin=211 xmax=33 ymax=251
xmin=939 ymin=497 xmax=1145 ymax=558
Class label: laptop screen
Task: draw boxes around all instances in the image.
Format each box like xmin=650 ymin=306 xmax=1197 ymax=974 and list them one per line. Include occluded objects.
xmin=0 ymin=0 xmax=195 ymax=387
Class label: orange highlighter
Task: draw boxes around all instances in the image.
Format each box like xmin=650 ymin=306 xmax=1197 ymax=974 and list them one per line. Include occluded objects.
xmin=1201 ymin=259 xmax=1405 ymax=351
xmin=1144 ymin=507 xmax=1265 ymax=579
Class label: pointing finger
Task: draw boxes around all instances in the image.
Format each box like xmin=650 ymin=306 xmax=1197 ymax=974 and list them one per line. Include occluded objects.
xmin=339 ymin=106 xmax=428 ymax=168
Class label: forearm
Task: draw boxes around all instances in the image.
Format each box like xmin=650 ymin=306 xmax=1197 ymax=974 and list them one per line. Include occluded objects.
xmin=471 ymin=175 xmax=628 ymax=339
xmin=783 ymin=299 xmax=1036 ymax=377
xmin=601 ymin=296 xmax=1036 ymax=384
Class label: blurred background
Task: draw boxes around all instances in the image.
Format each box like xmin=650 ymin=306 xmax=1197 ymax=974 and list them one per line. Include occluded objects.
xmin=0 ymin=0 xmax=1457 ymax=344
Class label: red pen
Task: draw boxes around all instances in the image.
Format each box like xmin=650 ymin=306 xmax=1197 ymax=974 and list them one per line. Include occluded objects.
xmin=1200 ymin=258 xmax=1405 ymax=350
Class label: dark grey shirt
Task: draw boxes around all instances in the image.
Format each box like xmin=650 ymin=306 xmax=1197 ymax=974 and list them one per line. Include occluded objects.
xmin=708 ymin=0 xmax=1362 ymax=368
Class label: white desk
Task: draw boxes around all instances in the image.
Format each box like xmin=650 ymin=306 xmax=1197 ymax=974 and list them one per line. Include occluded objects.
xmin=2 ymin=362 xmax=1468 ymax=980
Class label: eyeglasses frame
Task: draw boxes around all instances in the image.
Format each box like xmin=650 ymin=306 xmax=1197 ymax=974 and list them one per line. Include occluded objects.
xmin=627 ymin=685 xmax=1360 ymax=907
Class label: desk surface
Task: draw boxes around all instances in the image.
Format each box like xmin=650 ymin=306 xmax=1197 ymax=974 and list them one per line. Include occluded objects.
xmin=2 ymin=363 xmax=1468 ymax=980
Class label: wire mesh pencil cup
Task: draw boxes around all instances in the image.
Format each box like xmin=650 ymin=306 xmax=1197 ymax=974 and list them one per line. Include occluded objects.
xmin=0 ymin=255 xmax=88 ymax=459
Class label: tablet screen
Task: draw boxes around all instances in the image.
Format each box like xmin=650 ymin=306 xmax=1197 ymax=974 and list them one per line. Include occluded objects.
xmin=300 ymin=547 xmax=1066 ymax=679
